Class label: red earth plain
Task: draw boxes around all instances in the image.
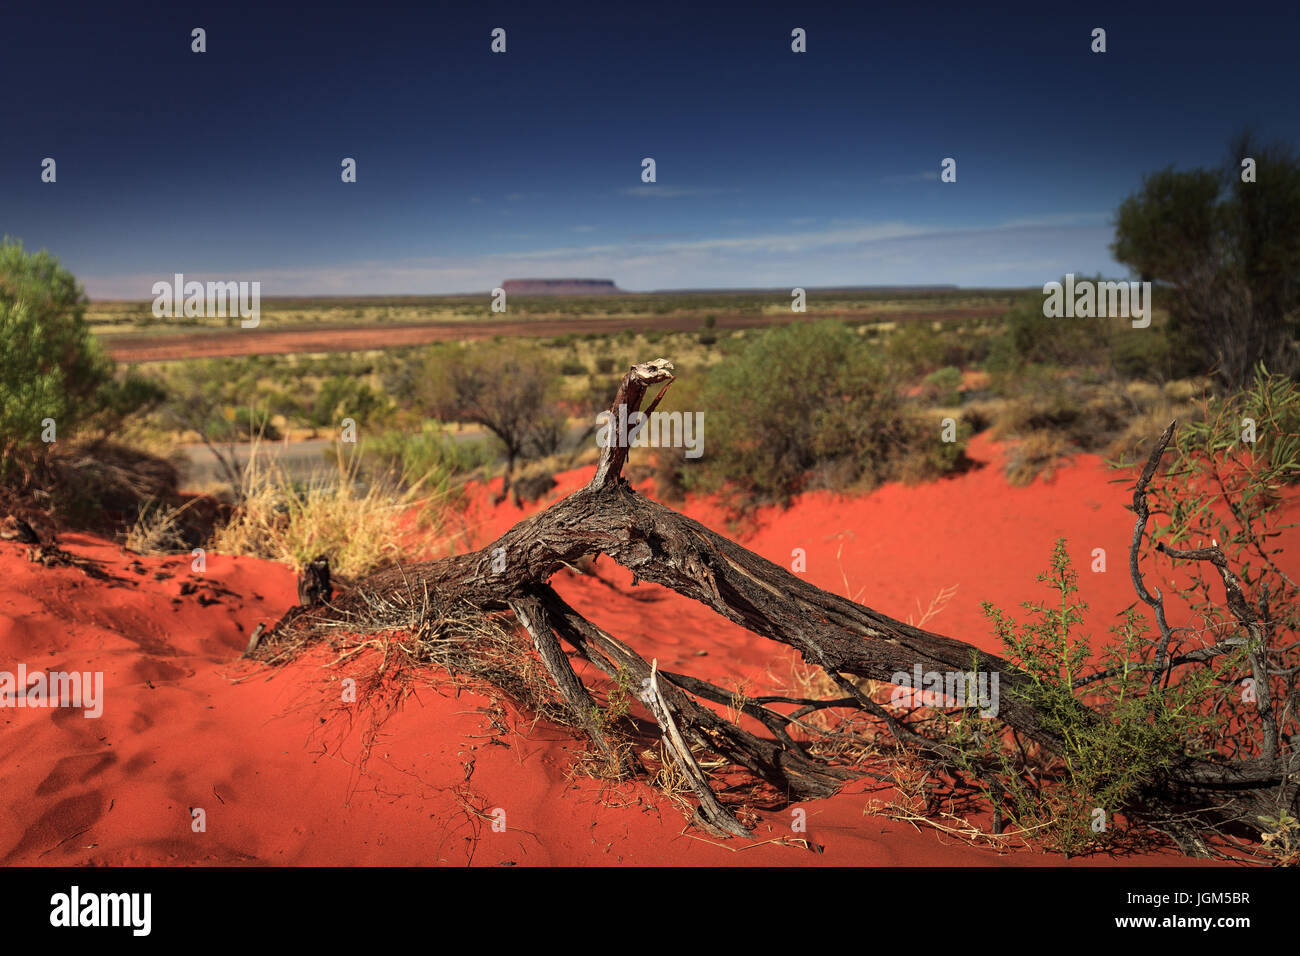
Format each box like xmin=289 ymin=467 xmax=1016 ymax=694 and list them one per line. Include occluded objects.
xmin=2 ymin=433 xmax=1294 ymax=866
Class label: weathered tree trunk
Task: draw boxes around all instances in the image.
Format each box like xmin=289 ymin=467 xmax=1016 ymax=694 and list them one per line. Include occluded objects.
xmin=257 ymin=359 xmax=1298 ymax=852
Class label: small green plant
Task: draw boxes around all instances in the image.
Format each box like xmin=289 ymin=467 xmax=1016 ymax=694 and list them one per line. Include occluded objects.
xmin=922 ymin=366 xmax=963 ymax=406
xmin=944 ymin=539 xmax=1234 ymax=855
xmin=583 ymin=666 xmax=639 ymax=778
xmin=1258 ymin=809 xmax=1300 ymax=865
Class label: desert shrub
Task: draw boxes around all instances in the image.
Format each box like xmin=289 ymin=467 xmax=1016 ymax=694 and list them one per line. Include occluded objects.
xmin=1137 ymin=366 xmax=1299 ymax=771
xmin=885 ymin=321 xmax=952 ymax=374
xmin=376 ymin=347 xmax=427 ymax=407
xmin=311 ymin=376 xmax=391 ymax=430
xmin=559 ymin=358 xmax=588 ymax=376
xmin=1 ymin=241 xmax=164 ymax=493
xmin=659 ymin=321 xmax=965 ymax=508
xmin=985 ymin=291 xmax=1117 ymax=374
xmin=988 ymin=359 xmax=1208 ymax=484
xmin=362 ymin=424 xmax=494 ymax=487
xmin=1002 ymin=430 xmax=1071 ymax=486
xmin=0 ymin=242 xmax=103 ymax=468
xmin=943 ymin=540 xmax=1232 ymax=855
xmin=594 ymin=355 xmax=618 ymax=375
xmin=922 ymin=366 xmax=963 ymax=405
xmin=43 ymin=441 xmax=181 ymax=531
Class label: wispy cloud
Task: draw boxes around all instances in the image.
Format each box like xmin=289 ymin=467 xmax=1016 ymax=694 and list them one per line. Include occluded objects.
xmin=618 ymin=185 xmax=729 ymax=199
xmin=998 ymin=211 xmax=1110 ymax=228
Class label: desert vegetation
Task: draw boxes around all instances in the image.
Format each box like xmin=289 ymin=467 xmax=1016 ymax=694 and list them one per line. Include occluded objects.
xmin=251 ymin=358 xmax=1300 ymax=861
xmin=3 ymin=131 xmax=1298 ymax=864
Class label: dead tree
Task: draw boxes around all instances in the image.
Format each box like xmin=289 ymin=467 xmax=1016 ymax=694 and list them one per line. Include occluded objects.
xmin=257 ymin=359 xmax=1299 ymax=848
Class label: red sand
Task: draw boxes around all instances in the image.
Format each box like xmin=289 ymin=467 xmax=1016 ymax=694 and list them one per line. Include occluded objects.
xmin=3 ymin=434 xmax=1291 ymax=866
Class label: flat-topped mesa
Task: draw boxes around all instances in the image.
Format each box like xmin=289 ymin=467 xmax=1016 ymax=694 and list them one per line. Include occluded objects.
xmin=500 ymin=278 xmax=623 ymax=296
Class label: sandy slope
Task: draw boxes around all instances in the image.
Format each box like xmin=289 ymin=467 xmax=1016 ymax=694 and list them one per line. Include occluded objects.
xmin=3 ymin=434 xmax=1285 ymax=866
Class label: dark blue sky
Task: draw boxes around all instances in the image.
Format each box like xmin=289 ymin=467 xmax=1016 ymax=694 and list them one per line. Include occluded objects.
xmin=3 ymin=2 xmax=1298 ymax=296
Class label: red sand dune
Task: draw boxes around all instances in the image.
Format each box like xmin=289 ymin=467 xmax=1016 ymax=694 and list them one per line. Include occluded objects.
xmin=3 ymin=434 xmax=1291 ymax=866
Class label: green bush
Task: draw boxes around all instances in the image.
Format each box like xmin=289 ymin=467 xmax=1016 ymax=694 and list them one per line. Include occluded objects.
xmin=1 ymin=239 xmax=159 ymax=476
xmin=922 ymin=366 xmax=963 ymax=405
xmin=944 ymin=539 xmax=1231 ymax=855
xmin=662 ymin=321 xmax=963 ymax=508
xmin=311 ymin=376 xmax=391 ymax=430
xmin=362 ymin=424 xmax=494 ymax=487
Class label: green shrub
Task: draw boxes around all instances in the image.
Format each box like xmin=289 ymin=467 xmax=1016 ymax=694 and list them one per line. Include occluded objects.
xmin=311 ymin=376 xmax=391 ymax=430
xmin=661 ymin=321 xmax=964 ymax=508
xmin=944 ymin=539 xmax=1232 ymax=855
xmin=922 ymin=366 xmax=963 ymax=405
xmin=362 ymin=424 xmax=494 ymax=487
xmin=1 ymin=239 xmax=159 ymax=477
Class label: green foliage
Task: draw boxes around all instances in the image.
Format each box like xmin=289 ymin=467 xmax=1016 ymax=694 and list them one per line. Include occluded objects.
xmin=420 ymin=341 xmax=566 ymax=473
xmin=660 ymin=321 xmax=964 ymax=508
xmin=0 ymin=240 xmax=107 ymax=459
xmin=1138 ymin=365 xmax=1300 ymax=761
xmin=1 ymin=239 xmax=162 ymax=477
xmin=882 ymin=316 xmax=997 ymax=376
xmin=946 ymin=540 xmax=1232 ymax=855
xmin=1111 ymin=133 xmax=1300 ymax=388
xmin=922 ymin=366 xmax=963 ymax=406
xmin=361 ymin=423 xmax=495 ymax=488
xmin=986 ymin=289 xmax=1119 ymax=373
xmin=312 ymin=375 xmax=390 ymax=430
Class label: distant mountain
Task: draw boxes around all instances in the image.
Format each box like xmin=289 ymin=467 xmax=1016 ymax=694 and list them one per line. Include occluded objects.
xmin=501 ymin=278 xmax=623 ymax=295
xmin=644 ymin=284 xmax=962 ymax=294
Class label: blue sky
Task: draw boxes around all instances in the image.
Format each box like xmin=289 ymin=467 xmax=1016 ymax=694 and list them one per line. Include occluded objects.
xmin=2 ymin=1 xmax=1298 ymax=296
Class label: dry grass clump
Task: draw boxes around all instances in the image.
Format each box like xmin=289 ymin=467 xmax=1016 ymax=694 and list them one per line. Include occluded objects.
xmin=1004 ymin=431 xmax=1072 ymax=486
xmin=257 ymin=577 xmax=575 ymax=730
xmin=125 ymin=497 xmax=197 ymax=555
xmin=211 ymin=443 xmax=443 ymax=578
xmin=986 ymin=374 xmax=1207 ymax=485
